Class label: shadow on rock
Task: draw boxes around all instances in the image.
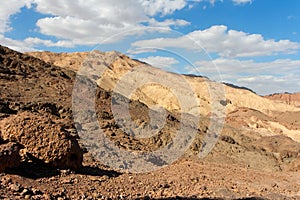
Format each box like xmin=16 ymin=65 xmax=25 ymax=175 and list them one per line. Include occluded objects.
xmin=6 ymin=161 xmax=122 ymax=180
xmin=77 ymin=165 xmax=122 ymax=177
xmin=5 ymin=161 xmax=60 ymax=179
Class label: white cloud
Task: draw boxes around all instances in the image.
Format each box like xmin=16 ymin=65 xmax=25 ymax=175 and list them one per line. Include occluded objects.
xmin=0 ymin=0 xmax=261 ymax=50
xmin=236 ymin=74 xmax=300 ymax=95
xmin=139 ymin=0 xmax=187 ymax=16
xmin=0 ymin=0 xmax=193 ymax=50
xmin=0 ymin=0 xmax=32 ymax=33
xmin=132 ymin=25 xmax=300 ymax=58
xmin=0 ymin=35 xmax=75 ymax=52
xmin=139 ymin=56 xmax=179 ymax=69
xmin=232 ymin=0 xmax=252 ymax=5
xmin=33 ymin=0 xmax=148 ymax=23
xmin=24 ymin=37 xmax=74 ymax=48
xmin=148 ymin=18 xmax=190 ymax=27
xmin=195 ymin=58 xmax=300 ymax=75
xmin=33 ymin=0 xmax=147 ymax=44
xmin=0 ymin=34 xmax=37 ymax=52
xmin=237 ymin=75 xmax=285 ymax=83
xmin=193 ymin=58 xmax=300 ymax=95
xmin=30 ymin=0 xmax=192 ymax=46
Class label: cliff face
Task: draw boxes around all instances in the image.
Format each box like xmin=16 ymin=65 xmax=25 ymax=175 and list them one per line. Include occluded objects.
xmin=265 ymin=92 xmax=300 ymax=107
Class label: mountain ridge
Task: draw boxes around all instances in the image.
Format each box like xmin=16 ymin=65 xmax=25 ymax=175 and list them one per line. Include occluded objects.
xmin=27 ymin=50 xmax=300 ymax=115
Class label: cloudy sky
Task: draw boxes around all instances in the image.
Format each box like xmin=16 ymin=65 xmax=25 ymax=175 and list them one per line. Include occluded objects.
xmin=1 ymin=0 xmax=300 ymax=95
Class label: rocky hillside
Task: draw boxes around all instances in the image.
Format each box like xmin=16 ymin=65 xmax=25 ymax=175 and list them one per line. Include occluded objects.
xmin=28 ymin=50 xmax=300 ymax=144
xmin=0 ymin=45 xmax=83 ymax=170
xmin=28 ymin=51 xmax=299 ymax=115
xmin=0 ymin=45 xmax=299 ymax=199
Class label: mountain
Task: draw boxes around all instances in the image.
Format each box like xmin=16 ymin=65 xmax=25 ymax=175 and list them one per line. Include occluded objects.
xmin=28 ymin=51 xmax=299 ymax=115
xmin=0 ymin=45 xmax=299 ymax=199
xmin=28 ymin=50 xmax=300 ymax=142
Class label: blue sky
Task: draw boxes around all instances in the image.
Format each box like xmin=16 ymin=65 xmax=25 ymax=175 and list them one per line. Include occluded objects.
xmin=0 ymin=0 xmax=300 ymax=95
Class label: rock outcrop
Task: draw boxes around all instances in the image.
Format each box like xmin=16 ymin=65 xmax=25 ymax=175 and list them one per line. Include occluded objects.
xmin=0 ymin=112 xmax=83 ymax=169
xmin=0 ymin=44 xmax=83 ymax=169
xmin=265 ymin=92 xmax=300 ymax=107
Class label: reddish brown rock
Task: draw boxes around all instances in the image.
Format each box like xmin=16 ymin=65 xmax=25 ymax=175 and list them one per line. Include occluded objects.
xmin=265 ymin=92 xmax=300 ymax=107
xmin=0 ymin=112 xmax=83 ymax=169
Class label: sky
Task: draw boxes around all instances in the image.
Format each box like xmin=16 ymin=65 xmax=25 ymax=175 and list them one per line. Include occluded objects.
xmin=0 ymin=0 xmax=300 ymax=95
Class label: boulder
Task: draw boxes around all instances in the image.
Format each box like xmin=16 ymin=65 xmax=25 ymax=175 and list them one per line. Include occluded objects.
xmin=0 ymin=112 xmax=83 ymax=169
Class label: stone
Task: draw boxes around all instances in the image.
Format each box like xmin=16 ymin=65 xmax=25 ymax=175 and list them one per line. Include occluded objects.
xmin=0 ymin=112 xmax=83 ymax=169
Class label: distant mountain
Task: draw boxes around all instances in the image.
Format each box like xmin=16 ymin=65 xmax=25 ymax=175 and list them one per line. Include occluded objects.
xmin=264 ymin=92 xmax=300 ymax=107
xmin=222 ymin=82 xmax=256 ymax=94
xmin=183 ymin=73 xmax=209 ymax=79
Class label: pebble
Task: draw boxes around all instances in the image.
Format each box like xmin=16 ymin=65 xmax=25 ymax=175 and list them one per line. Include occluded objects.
xmin=9 ymin=183 xmax=21 ymax=192
xmin=89 ymin=176 xmax=100 ymax=181
xmin=61 ymin=178 xmax=72 ymax=184
xmin=73 ymin=178 xmax=79 ymax=184
xmin=43 ymin=193 xmax=51 ymax=200
xmin=32 ymin=188 xmax=41 ymax=195
xmin=92 ymin=192 xmax=100 ymax=198
xmin=201 ymin=186 xmax=207 ymax=191
xmin=60 ymin=169 xmax=71 ymax=176
xmin=20 ymin=188 xmax=29 ymax=196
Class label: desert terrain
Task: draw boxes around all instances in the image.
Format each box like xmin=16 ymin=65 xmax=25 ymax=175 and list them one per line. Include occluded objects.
xmin=0 ymin=45 xmax=299 ymax=199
